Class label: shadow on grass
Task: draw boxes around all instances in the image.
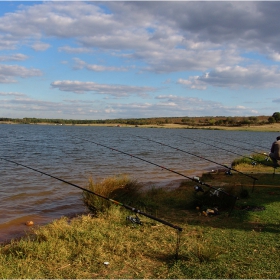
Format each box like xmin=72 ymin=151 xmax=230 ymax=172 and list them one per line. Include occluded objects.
xmin=140 ymin=171 xmax=280 ymax=234
xmin=81 ymin=171 xmax=279 ymax=236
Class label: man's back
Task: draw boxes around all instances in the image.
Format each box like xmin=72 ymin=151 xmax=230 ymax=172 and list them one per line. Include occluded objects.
xmin=271 ymin=140 xmax=280 ymax=159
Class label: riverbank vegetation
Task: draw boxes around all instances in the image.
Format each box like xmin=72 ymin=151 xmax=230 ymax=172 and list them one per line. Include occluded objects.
xmin=1 ymin=112 xmax=280 ymax=130
xmin=0 ymin=161 xmax=279 ymax=278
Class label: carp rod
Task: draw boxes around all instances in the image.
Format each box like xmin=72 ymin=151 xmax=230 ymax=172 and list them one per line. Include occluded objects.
xmin=0 ymin=156 xmax=182 ymax=233
xmin=80 ymin=138 xmax=238 ymax=200
xmin=131 ymin=134 xmax=258 ymax=182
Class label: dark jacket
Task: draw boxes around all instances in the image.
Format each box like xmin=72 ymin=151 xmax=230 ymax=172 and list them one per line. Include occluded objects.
xmin=271 ymin=140 xmax=280 ymax=159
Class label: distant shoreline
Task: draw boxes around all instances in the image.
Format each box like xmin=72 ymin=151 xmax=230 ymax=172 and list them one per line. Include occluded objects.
xmin=1 ymin=121 xmax=280 ymax=132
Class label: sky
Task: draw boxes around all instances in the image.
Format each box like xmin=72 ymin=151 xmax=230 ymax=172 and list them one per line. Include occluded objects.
xmin=0 ymin=1 xmax=280 ymax=120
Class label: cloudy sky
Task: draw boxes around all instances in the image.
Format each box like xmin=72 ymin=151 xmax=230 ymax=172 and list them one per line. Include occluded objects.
xmin=0 ymin=1 xmax=280 ymax=120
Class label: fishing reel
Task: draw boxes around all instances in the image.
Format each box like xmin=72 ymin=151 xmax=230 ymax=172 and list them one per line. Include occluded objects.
xmin=210 ymin=188 xmax=223 ymax=197
xmin=126 ymin=214 xmax=142 ymax=225
xmin=225 ymin=170 xmax=232 ymax=175
xmin=194 ymin=185 xmax=204 ymax=193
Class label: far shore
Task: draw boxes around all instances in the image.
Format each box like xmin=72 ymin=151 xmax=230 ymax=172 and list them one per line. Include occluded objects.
xmin=1 ymin=121 xmax=280 ymax=132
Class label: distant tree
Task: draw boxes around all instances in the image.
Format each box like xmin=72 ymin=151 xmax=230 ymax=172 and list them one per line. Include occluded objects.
xmin=272 ymin=112 xmax=280 ymax=122
xmin=226 ymin=117 xmax=237 ymax=126
xmin=248 ymin=116 xmax=258 ymax=124
xmin=181 ymin=117 xmax=193 ymax=125
xmin=268 ymin=117 xmax=276 ymax=124
xmin=208 ymin=119 xmax=216 ymax=126
xmin=215 ymin=119 xmax=224 ymax=126
xmin=241 ymin=118 xmax=251 ymax=126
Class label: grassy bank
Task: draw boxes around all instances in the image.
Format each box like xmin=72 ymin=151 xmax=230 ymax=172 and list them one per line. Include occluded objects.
xmin=0 ymin=169 xmax=279 ymax=278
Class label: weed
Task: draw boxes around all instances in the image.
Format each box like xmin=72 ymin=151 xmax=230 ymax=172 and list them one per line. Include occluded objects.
xmin=83 ymin=175 xmax=141 ymax=214
xmin=189 ymin=237 xmax=224 ymax=263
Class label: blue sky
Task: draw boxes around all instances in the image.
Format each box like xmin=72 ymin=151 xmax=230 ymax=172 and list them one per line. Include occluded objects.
xmin=0 ymin=1 xmax=280 ymax=120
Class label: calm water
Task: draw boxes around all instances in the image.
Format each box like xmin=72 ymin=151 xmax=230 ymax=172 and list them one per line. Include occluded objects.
xmin=0 ymin=124 xmax=278 ymax=242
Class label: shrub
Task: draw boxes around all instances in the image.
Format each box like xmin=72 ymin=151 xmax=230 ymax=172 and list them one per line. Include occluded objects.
xmin=83 ymin=175 xmax=141 ymax=215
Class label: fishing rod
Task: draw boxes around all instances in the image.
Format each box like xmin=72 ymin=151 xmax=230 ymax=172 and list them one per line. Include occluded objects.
xmin=131 ymin=134 xmax=258 ymax=182
xmin=222 ymin=135 xmax=269 ymax=151
xmin=206 ymin=136 xmax=268 ymax=158
xmin=0 ymin=156 xmax=183 ymax=232
xmin=179 ymin=135 xmax=272 ymax=168
xmin=202 ymin=135 xmax=279 ymax=177
xmin=219 ymin=136 xmax=278 ymax=176
xmin=79 ymin=138 xmax=238 ymax=201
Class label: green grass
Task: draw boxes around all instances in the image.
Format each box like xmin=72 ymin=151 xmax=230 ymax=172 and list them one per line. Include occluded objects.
xmin=231 ymin=153 xmax=274 ymax=169
xmin=0 ymin=170 xmax=279 ymax=279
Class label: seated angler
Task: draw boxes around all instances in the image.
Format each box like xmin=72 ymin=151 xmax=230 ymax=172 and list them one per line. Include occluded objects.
xmin=269 ymin=136 xmax=280 ymax=167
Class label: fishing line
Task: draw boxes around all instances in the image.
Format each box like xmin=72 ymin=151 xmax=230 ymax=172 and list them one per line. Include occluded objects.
xmin=0 ymin=156 xmax=183 ymax=232
xmin=217 ymin=137 xmax=278 ymax=176
xmin=131 ymin=134 xmax=258 ymax=182
xmin=206 ymin=136 xmax=268 ymax=158
xmin=79 ymin=138 xmax=238 ymax=200
xmin=0 ymin=156 xmax=183 ymax=259
xmin=179 ymin=135 xmax=272 ymax=168
xmin=222 ymin=136 xmax=269 ymax=151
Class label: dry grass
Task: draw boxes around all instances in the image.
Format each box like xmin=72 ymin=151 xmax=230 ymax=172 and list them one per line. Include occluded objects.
xmin=160 ymin=123 xmax=280 ymax=132
xmin=83 ymin=175 xmax=142 ymax=214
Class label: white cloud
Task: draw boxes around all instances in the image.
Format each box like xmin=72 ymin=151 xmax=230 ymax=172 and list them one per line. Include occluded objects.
xmin=0 ymin=92 xmax=261 ymax=119
xmin=106 ymin=94 xmax=260 ymax=118
xmin=0 ymin=1 xmax=279 ymax=74
xmin=106 ymin=2 xmax=280 ymax=55
xmin=58 ymin=46 xmax=92 ymax=54
xmin=0 ymin=54 xmax=28 ymax=62
xmin=0 ymin=91 xmax=26 ymax=97
xmin=0 ymin=35 xmax=18 ymax=51
xmin=73 ymin=58 xmax=128 ymax=72
xmin=132 ymin=48 xmax=242 ymax=73
xmin=0 ymin=64 xmax=42 ymax=83
xmin=0 ymin=2 xmax=117 ymax=43
xmin=51 ymin=80 xmax=156 ymax=97
xmin=32 ymin=42 xmax=50 ymax=51
xmin=177 ymin=77 xmax=207 ymax=90
xmin=268 ymin=52 xmax=280 ymax=62
xmin=0 ymin=96 xmax=103 ymax=117
xmin=178 ymin=65 xmax=280 ymax=89
xmin=0 ymin=2 xmax=247 ymax=73
xmin=85 ymin=64 xmax=125 ymax=72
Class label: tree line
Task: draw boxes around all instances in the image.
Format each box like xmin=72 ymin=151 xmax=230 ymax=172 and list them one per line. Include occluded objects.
xmin=0 ymin=112 xmax=279 ymax=127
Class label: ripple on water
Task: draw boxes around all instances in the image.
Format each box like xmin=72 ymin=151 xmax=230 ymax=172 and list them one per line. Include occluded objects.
xmin=0 ymin=124 xmax=276 ymax=241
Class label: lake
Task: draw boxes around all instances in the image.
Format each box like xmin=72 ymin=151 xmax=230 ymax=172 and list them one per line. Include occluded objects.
xmin=0 ymin=124 xmax=278 ymax=242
